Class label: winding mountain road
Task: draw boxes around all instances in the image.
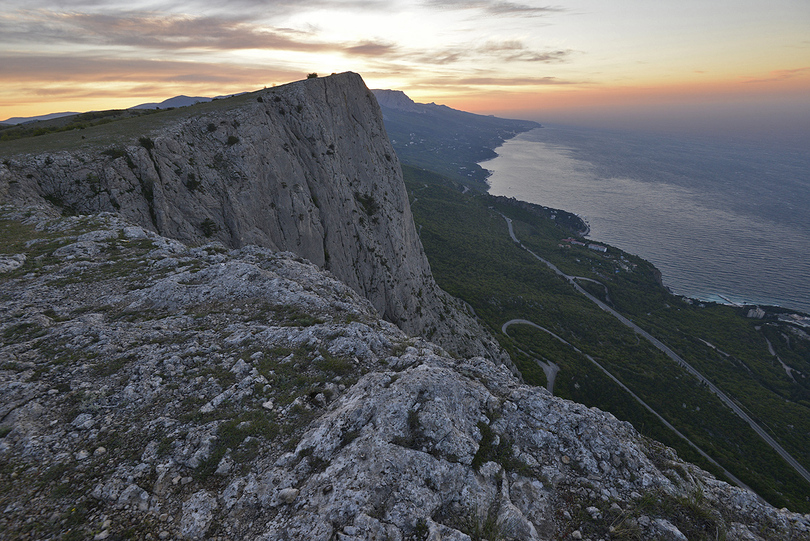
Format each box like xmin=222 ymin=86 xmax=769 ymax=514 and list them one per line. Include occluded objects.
xmin=500 ymin=215 xmax=810 ymax=488
xmin=501 ymin=318 xmax=753 ymax=492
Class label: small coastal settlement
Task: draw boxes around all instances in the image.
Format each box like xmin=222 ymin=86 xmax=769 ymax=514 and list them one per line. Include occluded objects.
xmin=560 ymin=237 xmax=638 ymax=273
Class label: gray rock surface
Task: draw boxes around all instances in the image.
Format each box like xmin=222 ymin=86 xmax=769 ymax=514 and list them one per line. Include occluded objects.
xmin=0 ymin=72 xmax=507 ymax=366
xmin=0 ymin=208 xmax=807 ymax=540
xmin=372 ymin=89 xmax=427 ymax=114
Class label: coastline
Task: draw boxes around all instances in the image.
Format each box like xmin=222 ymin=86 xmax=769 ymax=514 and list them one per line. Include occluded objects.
xmin=479 ymin=128 xmax=810 ymax=319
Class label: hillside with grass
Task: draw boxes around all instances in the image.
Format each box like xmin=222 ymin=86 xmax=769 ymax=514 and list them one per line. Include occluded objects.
xmin=402 ymin=164 xmax=810 ymax=512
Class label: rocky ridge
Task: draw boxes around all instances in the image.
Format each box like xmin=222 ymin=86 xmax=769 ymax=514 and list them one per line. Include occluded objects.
xmin=369 ymin=88 xmax=540 ymax=187
xmin=0 ymin=72 xmax=506 ymax=365
xmin=371 ymin=90 xmax=426 ymax=114
xmin=1 ymin=207 xmax=808 ymax=540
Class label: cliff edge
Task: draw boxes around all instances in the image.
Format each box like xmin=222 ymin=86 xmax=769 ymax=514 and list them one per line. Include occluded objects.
xmin=0 ymin=73 xmax=506 ymax=365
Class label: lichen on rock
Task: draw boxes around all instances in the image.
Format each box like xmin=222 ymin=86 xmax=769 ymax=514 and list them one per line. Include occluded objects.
xmin=0 ymin=207 xmax=807 ymax=540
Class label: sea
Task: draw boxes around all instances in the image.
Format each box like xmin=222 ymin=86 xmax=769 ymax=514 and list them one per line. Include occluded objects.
xmin=481 ymin=125 xmax=810 ymax=315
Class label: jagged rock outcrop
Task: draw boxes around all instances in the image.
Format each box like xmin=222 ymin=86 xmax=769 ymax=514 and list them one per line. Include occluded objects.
xmin=0 ymin=72 xmax=507 ymax=365
xmin=0 ymin=208 xmax=807 ymax=540
xmin=371 ymin=90 xmax=426 ymax=114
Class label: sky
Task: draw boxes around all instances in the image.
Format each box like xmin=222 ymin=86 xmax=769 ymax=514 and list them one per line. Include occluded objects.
xmin=1 ymin=0 xmax=809 ymax=139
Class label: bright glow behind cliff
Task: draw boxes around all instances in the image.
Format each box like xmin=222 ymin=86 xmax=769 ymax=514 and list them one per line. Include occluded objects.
xmin=0 ymin=0 xmax=808 ymax=140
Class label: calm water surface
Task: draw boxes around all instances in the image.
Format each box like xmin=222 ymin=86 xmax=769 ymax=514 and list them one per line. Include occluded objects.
xmin=482 ymin=125 xmax=810 ymax=314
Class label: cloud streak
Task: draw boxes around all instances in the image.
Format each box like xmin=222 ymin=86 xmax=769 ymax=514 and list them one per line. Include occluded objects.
xmin=16 ymin=0 xmax=393 ymax=16
xmin=406 ymin=41 xmax=573 ymax=65
xmin=422 ymin=0 xmax=563 ymax=17
xmin=345 ymin=41 xmax=399 ymax=56
xmin=0 ymin=10 xmax=399 ymax=55
xmin=405 ymin=73 xmax=583 ymax=89
xmin=477 ymin=41 xmax=571 ymax=63
xmin=0 ymin=53 xmax=299 ymax=86
xmin=0 ymin=9 xmax=572 ymax=71
xmin=742 ymin=67 xmax=810 ymax=84
xmin=455 ymin=76 xmax=577 ymax=85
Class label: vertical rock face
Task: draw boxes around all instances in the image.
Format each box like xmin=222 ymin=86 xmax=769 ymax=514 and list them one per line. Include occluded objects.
xmin=0 ymin=72 xmax=507 ymax=363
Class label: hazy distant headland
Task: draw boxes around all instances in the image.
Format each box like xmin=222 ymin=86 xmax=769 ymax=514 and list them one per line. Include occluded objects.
xmin=371 ymin=89 xmax=540 ymax=188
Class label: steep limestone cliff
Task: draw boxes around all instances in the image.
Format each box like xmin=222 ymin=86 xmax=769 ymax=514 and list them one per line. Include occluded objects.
xmin=0 ymin=73 xmax=506 ymax=364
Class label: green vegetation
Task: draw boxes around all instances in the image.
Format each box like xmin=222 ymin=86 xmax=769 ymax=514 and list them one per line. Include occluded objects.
xmin=470 ymin=421 xmax=526 ymax=474
xmin=0 ymin=109 xmax=164 ymax=143
xmin=138 ymin=136 xmax=154 ymax=150
xmin=563 ymin=487 xmax=729 ymax=541
xmin=100 ymin=146 xmax=128 ymax=160
xmin=92 ymin=354 xmax=135 ymax=377
xmin=247 ymin=304 xmax=325 ymax=327
xmin=0 ymin=89 xmax=264 ymax=157
xmin=403 ymin=165 xmax=810 ymax=512
xmin=200 ymin=218 xmax=219 ymax=237
xmin=393 ymin=409 xmax=426 ymax=450
xmin=440 ymin=504 xmax=505 ymax=541
xmin=377 ymin=103 xmax=537 ymax=188
xmin=458 ymin=508 xmax=504 ymax=541
xmin=195 ymin=410 xmax=279 ymax=480
xmin=185 ymin=172 xmax=202 ymax=192
xmin=354 ymin=191 xmax=379 ymax=215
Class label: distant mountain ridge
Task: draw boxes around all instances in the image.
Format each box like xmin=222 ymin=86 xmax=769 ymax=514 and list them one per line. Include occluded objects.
xmin=129 ymin=95 xmax=213 ymax=110
xmin=371 ymin=89 xmax=426 ymax=113
xmin=1 ymin=111 xmax=81 ymax=125
xmin=1 ymin=93 xmax=246 ymax=124
xmin=371 ymin=88 xmax=540 ymax=187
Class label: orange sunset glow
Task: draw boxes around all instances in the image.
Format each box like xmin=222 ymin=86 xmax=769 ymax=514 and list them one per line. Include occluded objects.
xmin=1 ymin=0 xmax=808 ymax=137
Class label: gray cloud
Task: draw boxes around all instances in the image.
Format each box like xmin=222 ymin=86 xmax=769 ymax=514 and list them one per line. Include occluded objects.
xmin=422 ymin=0 xmax=563 ymax=17
xmin=1 ymin=9 xmax=571 ymax=69
xmin=408 ymin=50 xmax=466 ymax=65
xmin=455 ymin=75 xmax=576 ymax=85
xmin=478 ymin=41 xmax=571 ymax=62
xmin=0 ymin=53 xmax=301 ymax=85
xmin=15 ymin=0 xmax=392 ymax=13
xmin=0 ymin=10 xmax=399 ymax=59
xmin=401 ymin=73 xmax=582 ymax=88
xmin=16 ymin=0 xmax=557 ymax=21
xmin=406 ymin=41 xmax=572 ymax=65
xmin=0 ymin=12 xmax=319 ymax=51
xmin=345 ymin=41 xmax=399 ymax=56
